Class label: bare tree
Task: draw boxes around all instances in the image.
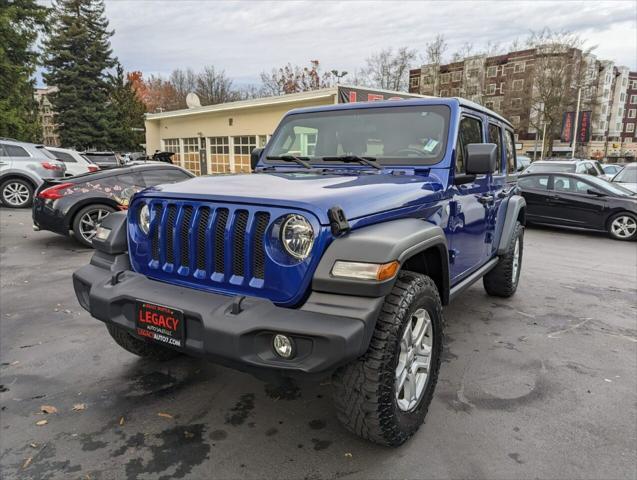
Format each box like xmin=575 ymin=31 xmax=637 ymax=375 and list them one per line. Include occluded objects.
xmin=169 ymin=68 xmax=197 ymax=107
xmin=195 ymin=66 xmax=241 ymax=105
xmin=523 ymin=29 xmax=594 ymax=156
xmin=259 ymin=60 xmax=334 ymax=95
xmin=421 ymin=34 xmax=447 ymax=95
xmin=450 ymin=42 xmax=475 ymax=62
xmin=360 ymin=47 xmax=417 ymax=91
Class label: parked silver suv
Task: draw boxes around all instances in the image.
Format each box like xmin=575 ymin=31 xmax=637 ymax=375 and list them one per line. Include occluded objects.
xmin=0 ymin=138 xmax=66 ymax=208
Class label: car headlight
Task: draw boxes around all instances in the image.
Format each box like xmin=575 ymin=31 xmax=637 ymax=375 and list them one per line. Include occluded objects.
xmin=139 ymin=204 xmax=150 ymax=235
xmin=280 ymin=214 xmax=314 ymax=260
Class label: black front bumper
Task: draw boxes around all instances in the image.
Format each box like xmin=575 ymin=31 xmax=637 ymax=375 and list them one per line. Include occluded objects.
xmin=73 ymin=252 xmax=384 ymax=374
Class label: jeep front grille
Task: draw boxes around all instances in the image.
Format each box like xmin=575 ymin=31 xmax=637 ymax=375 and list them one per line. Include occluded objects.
xmin=148 ymin=202 xmax=270 ymax=281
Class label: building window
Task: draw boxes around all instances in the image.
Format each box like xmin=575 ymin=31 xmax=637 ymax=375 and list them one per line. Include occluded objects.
xmin=209 ymin=136 xmax=230 ymax=173
xmin=451 ymin=87 xmax=460 ymax=96
xmin=422 ymin=75 xmax=433 ymax=85
xmin=629 ymin=109 xmax=636 ymax=118
xmin=626 ymin=123 xmax=635 ymax=133
xmin=620 ymin=93 xmax=626 ymax=102
xmin=511 ymin=116 xmax=521 ymax=127
xmin=233 ymin=136 xmax=256 ymax=173
xmin=440 ymin=73 xmax=450 ymax=84
xmin=468 ymin=69 xmax=479 ymax=79
xmin=487 ymin=84 xmax=496 ymax=95
xmin=631 ymin=95 xmax=637 ymax=104
xmin=163 ymin=138 xmax=181 ymax=165
xmin=631 ymin=80 xmax=637 ymax=89
xmin=511 ymin=97 xmax=522 ymax=108
xmin=410 ymin=76 xmax=419 ymax=88
xmin=451 ymin=71 xmax=462 ymax=82
xmin=512 ymin=79 xmax=524 ymax=91
xmin=485 ymin=101 xmax=495 ymax=110
xmin=258 ymin=135 xmax=268 ymax=147
xmin=440 ymin=89 xmax=449 ymax=97
xmin=182 ymin=137 xmax=201 ymax=175
xmin=487 ymin=66 xmax=497 ymax=78
xmin=514 ymin=62 xmax=525 ymax=73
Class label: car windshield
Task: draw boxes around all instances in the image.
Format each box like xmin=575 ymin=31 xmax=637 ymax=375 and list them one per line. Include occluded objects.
xmin=614 ymin=166 xmax=637 ymax=184
xmin=586 ymin=174 xmax=636 ymax=196
xmin=265 ymin=105 xmax=450 ymax=167
xmin=85 ymin=153 xmax=117 ymax=164
xmin=524 ymin=162 xmax=574 ymax=173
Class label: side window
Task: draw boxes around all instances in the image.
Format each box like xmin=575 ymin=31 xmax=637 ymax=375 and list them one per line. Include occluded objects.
xmin=114 ymin=173 xmax=143 ymax=187
xmin=455 ymin=116 xmax=483 ymax=174
xmin=54 ymin=151 xmax=77 ymax=163
xmin=575 ymin=163 xmax=587 ymax=174
xmin=574 ymin=179 xmax=594 ymax=194
xmin=141 ymin=169 xmax=191 ymax=186
xmin=586 ymin=163 xmax=598 ymax=176
xmin=504 ymin=130 xmax=516 ymax=174
xmin=553 ymin=175 xmax=573 ymax=193
xmin=488 ymin=123 xmax=503 ymax=174
xmin=0 ymin=144 xmax=7 ymax=157
xmin=5 ymin=145 xmax=30 ymax=157
xmin=518 ymin=175 xmax=549 ymax=190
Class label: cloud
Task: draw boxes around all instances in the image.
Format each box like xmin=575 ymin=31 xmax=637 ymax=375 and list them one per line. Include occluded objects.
xmin=45 ymin=0 xmax=637 ymax=85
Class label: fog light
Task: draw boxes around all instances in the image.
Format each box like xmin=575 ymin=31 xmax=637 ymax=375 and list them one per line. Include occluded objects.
xmin=273 ymin=334 xmax=294 ymax=359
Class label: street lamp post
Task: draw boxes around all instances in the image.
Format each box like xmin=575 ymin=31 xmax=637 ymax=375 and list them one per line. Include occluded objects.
xmin=571 ymin=85 xmax=582 ymax=159
xmin=331 ymin=70 xmax=348 ymax=84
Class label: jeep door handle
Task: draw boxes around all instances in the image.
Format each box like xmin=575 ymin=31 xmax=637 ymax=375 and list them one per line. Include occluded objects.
xmin=478 ymin=194 xmax=494 ymax=205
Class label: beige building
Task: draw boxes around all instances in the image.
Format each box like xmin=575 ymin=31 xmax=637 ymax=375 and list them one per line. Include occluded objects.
xmin=144 ymin=86 xmax=422 ymax=175
xmin=34 ymin=86 xmax=60 ymax=147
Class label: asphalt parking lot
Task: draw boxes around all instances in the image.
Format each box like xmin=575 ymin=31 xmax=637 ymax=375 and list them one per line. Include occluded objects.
xmin=1 ymin=208 xmax=636 ymax=480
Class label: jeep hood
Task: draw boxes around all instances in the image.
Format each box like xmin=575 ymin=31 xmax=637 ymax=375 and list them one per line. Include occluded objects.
xmin=142 ymin=171 xmax=445 ymax=224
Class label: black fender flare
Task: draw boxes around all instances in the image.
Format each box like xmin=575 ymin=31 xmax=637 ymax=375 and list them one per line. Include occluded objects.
xmin=312 ymin=218 xmax=449 ymax=299
xmin=497 ymin=195 xmax=526 ymax=255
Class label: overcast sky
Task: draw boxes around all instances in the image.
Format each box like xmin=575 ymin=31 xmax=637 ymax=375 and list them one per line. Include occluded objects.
xmin=43 ymin=0 xmax=637 ymax=86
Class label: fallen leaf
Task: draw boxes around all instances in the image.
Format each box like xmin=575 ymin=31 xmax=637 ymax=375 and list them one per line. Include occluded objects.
xmin=72 ymin=403 xmax=86 ymax=411
xmin=119 ymin=416 xmax=125 ymax=426
xmin=157 ymin=412 xmax=174 ymax=419
xmin=22 ymin=457 xmax=32 ymax=469
xmin=10 ymin=361 xmax=19 ymax=366
xmin=184 ymin=431 xmax=194 ymax=439
xmin=40 ymin=405 xmax=57 ymax=414
xmin=344 ymin=452 xmax=353 ymax=458
xmin=35 ymin=420 xmax=48 ymax=426
xmin=29 ymin=443 xmax=38 ymax=449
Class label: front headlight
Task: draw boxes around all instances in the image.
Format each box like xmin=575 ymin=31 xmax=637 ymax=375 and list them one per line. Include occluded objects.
xmin=281 ymin=214 xmax=314 ymax=260
xmin=139 ymin=204 xmax=150 ymax=235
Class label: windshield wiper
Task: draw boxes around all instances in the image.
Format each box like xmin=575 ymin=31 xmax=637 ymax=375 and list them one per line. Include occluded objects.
xmin=266 ymin=155 xmax=312 ymax=169
xmin=321 ymin=155 xmax=382 ymax=170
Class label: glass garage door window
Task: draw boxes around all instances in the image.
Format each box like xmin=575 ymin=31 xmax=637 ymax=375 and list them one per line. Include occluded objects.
xmin=233 ymin=136 xmax=256 ymax=173
xmin=164 ymin=139 xmax=181 ymax=166
xmin=210 ymin=137 xmax=230 ymax=173
xmin=182 ymin=137 xmax=201 ymax=175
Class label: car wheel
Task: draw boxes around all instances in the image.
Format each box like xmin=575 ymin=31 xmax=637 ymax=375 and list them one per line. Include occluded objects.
xmin=608 ymin=213 xmax=637 ymax=241
xmin=483 ymin=221 xmax=524 ymax=297
xmin=1 ymin=178 xmax=34 ymax=208
xmin=106 ymin=324 xmax=181 ymax=361
xmin=331 ymin=271 xmax=444 ymax=446
xmin=72 ymin=204 xmax=115 ymax=247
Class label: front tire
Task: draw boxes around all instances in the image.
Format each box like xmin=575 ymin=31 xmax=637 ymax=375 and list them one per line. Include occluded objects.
xmin=483 ymin=221 xmax=524 ymax=297
xmin=106 ymin=324 xmax=181 ymax=361
xmin=607 ymin=212 xmax=637 ymax=241
xmin=331 ymin=271 xmax=443 ymax=446
xmin=72 ymin=204 xmax=115 ymax=247
xmin=1 ymin=178 xmax=34 ymax=208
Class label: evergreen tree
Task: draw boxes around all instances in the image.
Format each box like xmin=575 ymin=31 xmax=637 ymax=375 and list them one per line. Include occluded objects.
xmin=0 ymin=0 xmax=49 ymax=141
xmin=43 ymin=0 xmax=116 ymax=149
xmin=108 ymin=63 xmax=146 ymax=151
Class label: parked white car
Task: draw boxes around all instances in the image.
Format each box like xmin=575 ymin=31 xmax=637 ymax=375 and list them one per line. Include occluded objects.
xmin=612 ymin=163 xmax=637 ymax=193
xmin=47 ymin=147 xmax=99 ymax=177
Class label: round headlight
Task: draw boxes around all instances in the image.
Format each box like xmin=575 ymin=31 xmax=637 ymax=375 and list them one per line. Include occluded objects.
xmin=280 ymin=214 xmax=314 ymax=260
xmin=139 ymin=204 xmax=150 ymax=235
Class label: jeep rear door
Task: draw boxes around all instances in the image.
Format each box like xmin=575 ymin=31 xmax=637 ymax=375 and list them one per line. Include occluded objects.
xmin=486 ymin=122 xmax=508 ymax=261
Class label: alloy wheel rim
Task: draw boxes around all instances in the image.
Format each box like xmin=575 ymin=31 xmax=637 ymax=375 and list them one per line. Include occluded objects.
xmin=79 ymin=208 xmax=110 ymax=242
xmin=395 ymin=308 xmax=433 ymax=412
xmin=611 ymin=216 xmax=636 ymax=238
xmin=512 ymin=238 xmax=520 ymax=282
xmin=3 ymin=182 xmax=30 ymax=206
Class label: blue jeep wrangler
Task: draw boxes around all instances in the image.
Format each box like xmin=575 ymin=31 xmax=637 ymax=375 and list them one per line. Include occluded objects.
xmin=73 ymin=98 xmax=526 ymax=446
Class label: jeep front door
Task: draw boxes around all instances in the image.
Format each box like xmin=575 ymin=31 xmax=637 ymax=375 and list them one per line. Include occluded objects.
xmin=448 ymin=115 xmax=489 ymax=282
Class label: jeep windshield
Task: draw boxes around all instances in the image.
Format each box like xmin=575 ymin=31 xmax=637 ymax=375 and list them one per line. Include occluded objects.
xmin=264 ymin=105 xmax=450 ymax=167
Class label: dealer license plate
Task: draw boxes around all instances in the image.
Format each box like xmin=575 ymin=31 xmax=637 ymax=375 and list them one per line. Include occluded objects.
xmin=135 ymin=301 xmax=184 ymax=348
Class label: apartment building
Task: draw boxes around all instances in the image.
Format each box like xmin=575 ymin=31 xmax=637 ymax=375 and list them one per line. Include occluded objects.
xmin=410 ymin=48 xmax=636 ymax=160
xmin=621 ymin=71 xmax=637 ymax=143
xmin=34 ymin=86 xmax=60 ymax=147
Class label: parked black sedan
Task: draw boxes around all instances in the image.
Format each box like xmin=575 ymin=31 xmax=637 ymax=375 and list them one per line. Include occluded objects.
xmin=517 ymin=172 xmax=637 ymax=241
xmin=32 ymin=164 xmax=193 ymax=247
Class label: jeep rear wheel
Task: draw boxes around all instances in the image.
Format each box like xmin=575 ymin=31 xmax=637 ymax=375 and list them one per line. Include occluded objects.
xmin=483 ymin=221 xmax=524 ymax=297
xmin=331 ymin=271 xmax=443 ymax=446
xmin=106 ymin=324 xmax=181 ymax=361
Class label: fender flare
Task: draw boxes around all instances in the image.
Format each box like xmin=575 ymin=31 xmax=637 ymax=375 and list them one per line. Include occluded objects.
xmin=497 ymin=195 xmax=526 ymax=255
xmin=312 ymin=218 xmax=449 ymax=298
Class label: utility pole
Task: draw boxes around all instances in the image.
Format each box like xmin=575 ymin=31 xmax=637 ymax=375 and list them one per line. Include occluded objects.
xmin=571 ymin=85 xmax=582 ymax=159
xmin=331 ymin=70 xmax=348 ymax=85
xmin=540 ymin=122 xmax=547 ymax=160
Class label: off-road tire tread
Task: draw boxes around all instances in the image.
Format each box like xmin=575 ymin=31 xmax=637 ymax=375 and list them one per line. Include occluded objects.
xmin=106 ymin=324 xmax=181 ymax=361
xmin=331 ymin=271 xmax=443 ymax=446
xmin=483 ymin=221 xmax=523 ymax=297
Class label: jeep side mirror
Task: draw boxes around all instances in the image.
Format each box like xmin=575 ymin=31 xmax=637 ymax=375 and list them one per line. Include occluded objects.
xmin=465 ymin=143 xmax=497 ymax=175
xmin=250 ymin=148 xmax=263 ymax=171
